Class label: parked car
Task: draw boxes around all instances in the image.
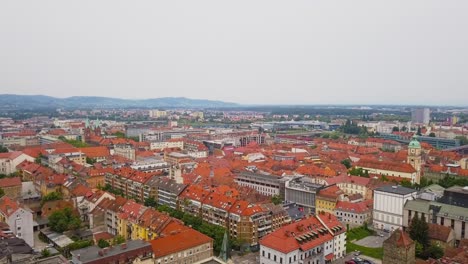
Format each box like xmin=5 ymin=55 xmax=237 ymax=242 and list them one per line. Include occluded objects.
xmin=354 ymin=250 xmax=361 ymax=256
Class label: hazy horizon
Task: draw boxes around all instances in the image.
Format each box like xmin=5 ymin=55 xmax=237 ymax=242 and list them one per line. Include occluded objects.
xmin=1 ymin=1 xmax=467 ymax=105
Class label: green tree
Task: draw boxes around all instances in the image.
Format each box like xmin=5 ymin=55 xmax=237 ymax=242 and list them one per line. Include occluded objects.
xmin=392 ymin=126 xmax=399 ymax=132
xmin=341 ymin=159 xmax=352 ymax=169
xmin=41 ymin=248 xmax=51 ymax=258
xmin=271 ymin=195 xmax=283 ymax=205
xmin=425 ymin=243 xmax=444 ymax=259
xmin=409 ymin=214 xmax=429 ymax=250
xmin=415 ymin=241 xmax=424 ymax=257
xmin=112 ymin=235 xmax=125 ymax=245
xmin=401 ymin=126 xmax=408 ymax=132
xmin=113 ymin=131 xmax=126 ymax=138
xmin=86 ymin=157 xmax=96 ymax=164
xmin=0 ymin=187 xmax=4 ymax=198
xmin=0 ymin=145 xmax=8 ymax=153
xmin=144 ymin=196 xmax=157 ymax=207
xmin=41 ymin=191 xmax=63 ymax=205
xmin=35 ymin=153 xmax=44 ymax=164
xmin=97 ymin=239 xmax=110 ymax=248
xmin=417 ymin=127 xmax=422 ymax=136
xmin=429 ymin=132 xmax=436 ymax=137
xmin=48 ymin=207 xmax=82 ymax=233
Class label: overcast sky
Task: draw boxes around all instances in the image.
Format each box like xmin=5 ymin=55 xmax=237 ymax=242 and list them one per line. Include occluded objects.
xmin=1 ymin=1 xmax=467 ymax=105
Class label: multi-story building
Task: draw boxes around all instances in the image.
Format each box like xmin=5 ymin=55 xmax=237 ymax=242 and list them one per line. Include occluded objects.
xmin=234 ymin=172 xmax=282 ymax=196
xmin=355 ymin=159 xmax=419 ymax=184
xmin=89 ymin=196 xmax=127 ymax=235
xmin=0 ymin=196 xmax=34 ymax=247
xmin=316 ymin=185 xmax=344 ymax=214
xmin=328 ymin=175 xmax=372 ymax=200
xmin=335 ymin=200 xmax=372 ymax=227
xmin=164 ymin=152 xmax=191 ymax=165
xmin=178 ymin=185 xmax=210 ymax=217
xmin=259 ymin=213 xmax=346 ymax=264
xmin=0 ymin=177 xmax=22 ymax=200
xmin=113 ymin=143 xmax=136 ymax=161
xmin=201 ymin=192 xmax=236 ymax=228
xmin=285 ymin=177 xmax=323 ymax=215
xmin=118 ymin=200 xmax=148 ymax=240
xmin=154 ymin=178 xmax=187 ymax=209
xmin=0 ymin=151 xmax=34 ymax=175
xmin=403 ymin=199 xmax=468 ymax=244
xmin=373 ymin=185 xmax=417 ymax=232
xmin=150 ymin=224 xmax=213 ymax=264
xmin=105 ymin=168 xmax=159 ymax=202
xmin=411 ymin=108 xmax=430 ymax=124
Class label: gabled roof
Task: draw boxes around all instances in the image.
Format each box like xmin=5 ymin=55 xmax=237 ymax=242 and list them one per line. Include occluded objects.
xmin=0 ymin=151 xmax=23 ymax=160
xmin=428 ymin=223 xmax=453 ymax=242
xmin=0 ymin=177 xmax=22 ymax=188
xmin=260 ymin=215 xmax=336 ymax=254
xmin=150 ymin=226 xmax=212 ymax=258
xmin=0 ymin=196 xmax=20 ymax=217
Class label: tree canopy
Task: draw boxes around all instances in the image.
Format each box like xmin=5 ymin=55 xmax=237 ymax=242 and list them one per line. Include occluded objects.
xmin=48 ymin=207 xmax=82 ymax=233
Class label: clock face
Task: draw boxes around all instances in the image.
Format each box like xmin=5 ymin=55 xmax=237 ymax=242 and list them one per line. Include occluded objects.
xmin=411 ymin=149 xmax=415 ymax=154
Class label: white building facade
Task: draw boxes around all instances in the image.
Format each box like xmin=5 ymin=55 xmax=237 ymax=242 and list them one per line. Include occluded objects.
xmin=373 ymin=185 xmax=417 ymax=232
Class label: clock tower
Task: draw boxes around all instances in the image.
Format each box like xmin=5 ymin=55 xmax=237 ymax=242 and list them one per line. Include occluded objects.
xmin=407 ymin=136 xmax=422 ymax=183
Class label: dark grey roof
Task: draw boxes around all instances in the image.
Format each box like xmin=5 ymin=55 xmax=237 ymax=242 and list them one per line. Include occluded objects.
xmin=235 ymin=171 xmax=281 ymax=183
xmin=157 ymin=179 xmax=187 ymax=195
xmin=0 ymin=238 xmax=34 ymax=259
xmin=375 ymin=185 xmax=417 ymax=195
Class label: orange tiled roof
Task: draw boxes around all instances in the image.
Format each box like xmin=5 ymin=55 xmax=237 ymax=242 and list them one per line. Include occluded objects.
xmin=260 ymin=215 xmax=336 ymax=254
xmin=0 ymin=196 xmax=20 ymax=217
xmin=78 ymin=146 xmax=110 ymax=158
xmin=0 ymin=177 xmax=22 ymax=188
xmin=150 ymin=227 xmax=212 ymax=258
xmin=355 ymin=159 xmax=416 ymax=173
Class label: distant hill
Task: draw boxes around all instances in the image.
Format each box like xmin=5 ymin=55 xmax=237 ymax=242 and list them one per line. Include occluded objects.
xmin=0 ymin=94 xmax=239 ymax=109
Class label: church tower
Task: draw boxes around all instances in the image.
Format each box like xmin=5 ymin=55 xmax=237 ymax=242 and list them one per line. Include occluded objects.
xmin=407 ymin=136 xmax=422 ymax=183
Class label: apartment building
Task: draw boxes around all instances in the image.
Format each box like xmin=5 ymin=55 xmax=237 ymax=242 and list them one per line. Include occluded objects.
xmin=150 ymin=224 xmax=214 ymax=264
xmin=285 ymin=177 xmax=323 ymax=215
xmin=0 ymin=196 xmax=34 ymax=247
xmin=335 ymin=200 xmax=372 ymax=227
xmin=234 ymin=171 xmax=282 ymax=196
xmin=259 ymin=213 xmax=346 ymax=264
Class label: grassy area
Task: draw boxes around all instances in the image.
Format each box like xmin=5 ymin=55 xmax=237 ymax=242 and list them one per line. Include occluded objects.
xmin=347 ymin=242 xmax=383 ymax=260
xmin=346 ymin=226 xmax=375 ymax=242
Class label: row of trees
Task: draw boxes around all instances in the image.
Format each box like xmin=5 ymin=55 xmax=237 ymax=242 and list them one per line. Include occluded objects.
xmin=155 ymin=204 xmax=227 ymax=253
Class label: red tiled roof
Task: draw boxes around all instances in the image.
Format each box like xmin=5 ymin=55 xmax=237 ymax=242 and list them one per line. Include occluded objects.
xmin=335 ymin=200 xmax=372 ymax=214
xmin=260 ymin=215 xmax=340 ymax=254
xmin=355 ymin=160 xmax=416 ymax=173
xmin=0 ymin=151 xmax=23 ymax=160
xmin=428 ymin=223 xmax=453 ymax=242
xmin=78 ymin=146 xmax=110 ymax=158
xmin=93 ymin=232 xmax=114 ymax=241
xmin=0 ymin=177 xmax=22 ymax=188
xmin=0 ymin=196 xmax=20 ymax=217
xmin=150 ymin=228 xmax=212 ymax=258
